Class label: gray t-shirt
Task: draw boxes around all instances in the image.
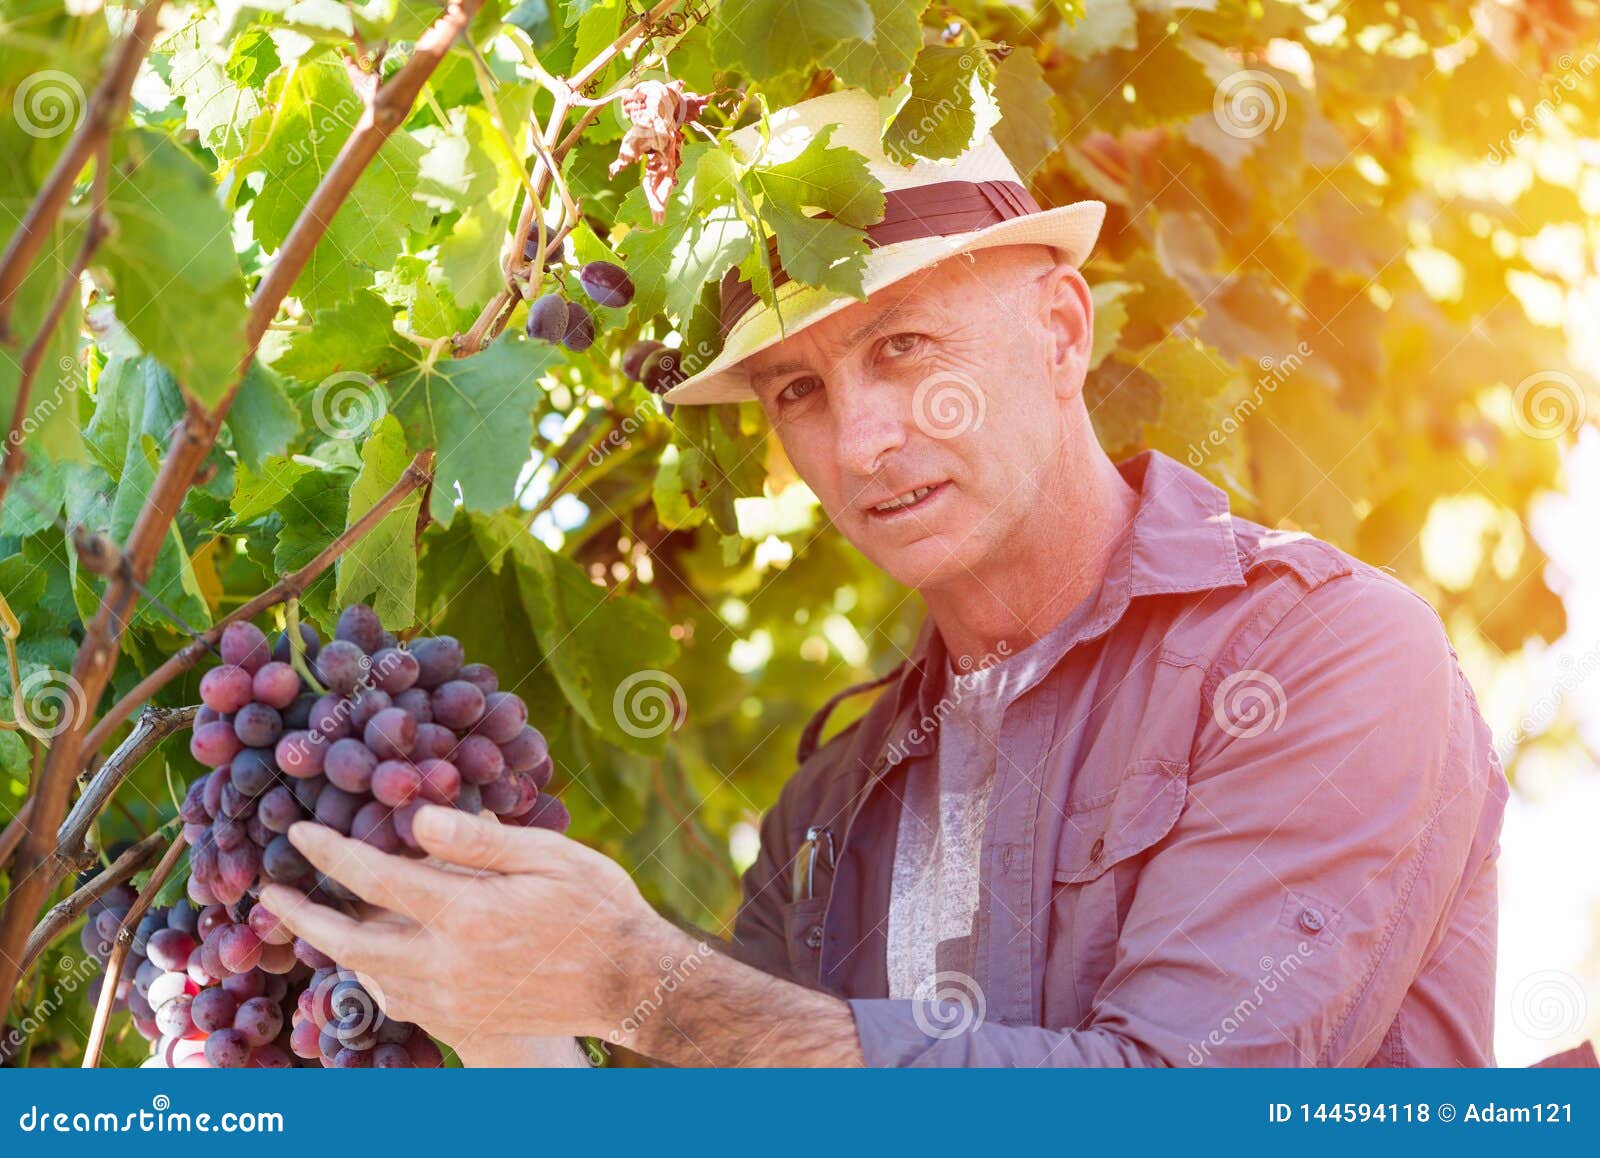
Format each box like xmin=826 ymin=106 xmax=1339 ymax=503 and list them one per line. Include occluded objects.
xmin=885 ymin=613 xmax=1088 ymax=999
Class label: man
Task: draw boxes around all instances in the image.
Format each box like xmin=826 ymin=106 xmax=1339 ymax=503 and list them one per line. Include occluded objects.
xmin=264 ymin=90 xmax=1507 ymax=1067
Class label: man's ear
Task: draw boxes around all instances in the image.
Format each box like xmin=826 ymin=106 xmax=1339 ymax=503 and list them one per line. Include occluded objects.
xmin=1039 ymin=262 xmax=1094 ymax=401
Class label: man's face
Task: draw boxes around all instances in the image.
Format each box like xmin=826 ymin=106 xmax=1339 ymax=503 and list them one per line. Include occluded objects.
xmin=746 ymin=245 xmax=1094 ymax=592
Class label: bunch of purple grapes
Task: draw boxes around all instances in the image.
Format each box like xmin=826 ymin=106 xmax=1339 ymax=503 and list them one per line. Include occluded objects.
xmin=184 ymin=604 xmax=567 ymax=915
xmin=84 ymin=601 xmax=571 ymax=1068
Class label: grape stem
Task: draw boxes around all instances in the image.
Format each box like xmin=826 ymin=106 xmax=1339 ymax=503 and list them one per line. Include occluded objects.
xmin=286 ymin=598 xmax=328 ymax=695
xmin=81 ymin=830 xmax=187 ymax=1069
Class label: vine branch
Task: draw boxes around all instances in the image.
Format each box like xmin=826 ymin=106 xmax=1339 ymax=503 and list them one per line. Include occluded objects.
xmin=0 ymin=0 xmax=480 ymax=1005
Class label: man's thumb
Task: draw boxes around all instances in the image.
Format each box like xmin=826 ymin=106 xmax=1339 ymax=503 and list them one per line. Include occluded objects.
xmin=412 ymin=805 xmax=559 ymax=873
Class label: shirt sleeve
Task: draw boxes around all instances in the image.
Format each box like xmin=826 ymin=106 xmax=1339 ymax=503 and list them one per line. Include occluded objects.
xmin=847 ymin=570 xmax=1501 ymax=1067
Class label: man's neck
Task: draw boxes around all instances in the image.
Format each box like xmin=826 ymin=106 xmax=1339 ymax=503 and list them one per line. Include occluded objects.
xmin=921 ymin=444 xmax=1139 ymax=668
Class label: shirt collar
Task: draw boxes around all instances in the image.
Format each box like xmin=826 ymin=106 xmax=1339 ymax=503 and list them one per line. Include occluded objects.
xmin=890 ymin=449 xmax=1247 ymax=739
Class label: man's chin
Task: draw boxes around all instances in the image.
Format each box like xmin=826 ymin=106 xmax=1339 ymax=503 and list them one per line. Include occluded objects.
xmin=862 ymin=534 xmax=978 ymax=592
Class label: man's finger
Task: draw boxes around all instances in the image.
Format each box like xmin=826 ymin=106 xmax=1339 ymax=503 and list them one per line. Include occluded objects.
xmin=286 ymin=821 xmax=460 ymax=925
xmin=412 ymin=805 xmax=565 ymax=873
xmin=257 ymin=884 xmax=402 ymax=973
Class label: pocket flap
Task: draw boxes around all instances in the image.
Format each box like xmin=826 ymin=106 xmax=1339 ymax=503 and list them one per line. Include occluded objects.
xmin=1053 ymin=758 xmax=1188 ymax=884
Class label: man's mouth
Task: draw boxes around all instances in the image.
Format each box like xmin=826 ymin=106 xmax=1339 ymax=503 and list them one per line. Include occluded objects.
xmin=866 ymin=482 xmax=946 ymax=517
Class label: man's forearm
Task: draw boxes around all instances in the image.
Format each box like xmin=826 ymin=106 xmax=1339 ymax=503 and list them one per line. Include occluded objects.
xmin=617 ymin=921 xmax=865 ymax=1066
xmin=455 ymin=1034 xmax=591 ymax=1068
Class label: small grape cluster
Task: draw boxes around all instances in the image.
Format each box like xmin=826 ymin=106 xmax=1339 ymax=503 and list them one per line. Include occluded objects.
xmin=524 ymin=259 xmax=635 ymax=353
xmin=86 ymin=602 xmax=569 ymax=1068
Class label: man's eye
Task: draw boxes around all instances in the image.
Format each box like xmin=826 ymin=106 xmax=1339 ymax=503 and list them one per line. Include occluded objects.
xmin=883 ymin=333 xmax=923 ymax=357
xmin=779 ymin=377 xmax=822 ymax=404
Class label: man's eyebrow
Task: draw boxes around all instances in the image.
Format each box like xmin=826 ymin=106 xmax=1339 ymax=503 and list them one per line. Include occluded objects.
xmin=840 ymin=305 xmax=914 ymax=348
xmin=749 ymin=358 xmax=811 ymax=392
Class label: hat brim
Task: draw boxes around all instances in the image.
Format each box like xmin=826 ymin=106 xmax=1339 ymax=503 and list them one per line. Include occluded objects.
xmin=663 ymin=199 xmax=1106 ymax=406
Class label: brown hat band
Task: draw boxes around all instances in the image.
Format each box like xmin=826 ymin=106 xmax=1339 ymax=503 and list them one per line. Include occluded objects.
xmin=717 ymin=179 xmax=1040 ymax=339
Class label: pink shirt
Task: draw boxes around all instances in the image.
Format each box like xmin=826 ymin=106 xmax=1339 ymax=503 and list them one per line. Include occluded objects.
xmin=733 ymin=450 xmax=1507 ymax=1066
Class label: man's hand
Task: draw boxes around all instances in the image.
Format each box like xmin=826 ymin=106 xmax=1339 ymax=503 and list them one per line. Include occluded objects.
xmin=258 ymin=807 xmax=865 ymax=1066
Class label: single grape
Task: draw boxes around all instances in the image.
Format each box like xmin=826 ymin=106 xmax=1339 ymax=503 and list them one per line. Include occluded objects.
xmin=274 ymin=731 xmax=327 ymax=779
xmin=578 ymin=260 xmax=635 ymax=308
xmin=321 ymin=743 xmax=374 ymax=799
xmin=315 ymin=640 xmax=368 ymax=695
xmin=218 ymin=780 xmax=255 ymax=821
xmin=146 ymin=971 xmax=192 ymax=1013
xmin=500 ymin=726 xmax=549 ymax=772
xmin=134 ymin=959 xmax=162 ymax=995
xmin=393 ymin=687 xmax=433 ymax=723
xmin=205 ymin=1027 xmax=252 ymax=1069
xmin=528 ymin=754 xmax=555 ymax=791
xmin=194 ymin=705 xmax=221 ymax=728
xmin=232 ymin=702 xmax=283 ymax=749
xmin=263 ymin=834 xmax=312 ymax=882
xmin=220 ymin=622 xmax=271 ymax=674
xmin=198 ymin=941 xmax=227 ymax=981
xmin=332 ymin=1046 xmax=373 ymax=1068
xmin=622 ymin=339 xmax=665 ymax=382
xmin=212 ymin=817 xmax=248 ymax=852
xmin=295 ymin=938 xmax=335 ymax=971
xmin=187 ymin=873 xmax=218 ymax=907
xmin=197 ymin=904 xmax=231 ymax=942
xmin=257 ymin=785 xmax=303 ymax=833
xmin=191 ymin=987 xmax=238 ymax=1034
xmin=217 ymin=843 xmax=262 ymax=897
xmin=364 ymin=707 xmax=416 ymax=760
xmin=351 ymin=801 xmax=401 ymax=853
xmin=290 ymin=774 xmax=326 ymax=811
xmin=408 ymin=636 xmax=463 ymax=689
xmin=480 ymin=773 xmax=520 ymax=815
xmin=430 ymin=680 xmax=485 ymax=730
xmin=192 ymin=840 xmax=220 ymax=889
xmin=391 ymin=800 xmax=425 ymax=850
xmin=190 ymin=720 xmax=243 ymax=768
xmin=155 ymin=993 xmax=195 ymax=1038
xmin=477 ymin=691 xmax=527 ymax=743
xmin=217 ymin=925 xmax=263 ymax=974
xmin=416 ymin=758 xmax=461 ymax=805
xmin=246 ymin=813 xmax=275 ymax=847
xmin=271 ymin=622 xmax=320 ymax=664
xmin=179 ymin=776 xmax=211 ymax=824
xmin=256 ymin=940 xmax=298 ymax=975
xmin=372 ymin=1042 xmax=413 ymax=1067
xmin=290 ymin=1017 xmax=323 ymax=1059
xmin=128 ymin=987 xmax=156 ymax=1021
xmin=166 ymin=900 xmax=199 ymax=936
xmin=221 ymin=970 xmax=267 ymax=1001
xmin=456 ymin=782 xmax=483 ymax=814
xmin=283 ymin=692 xmax=316 ymax=731
xmin=347 ymin=687 xmax=392 ymax=730
xmin=525 ymin=793 xmax=572 ymax=833
xmin=230 ymin=747 xmax=278 ymax=796
xmin=412 ymin=722 xmax=455 ymax=760
xmin=247 ymin=902 xmax=293 ymax=946
xmin=312 ymin=784 xmax=362 ymax=835
xmin=405 ymin=1033 xmax=445 ymax=1068
xmin=372 ymin=647 xmax=420 ymax=694
xmin=251 ymin=662 xmax=301 ymax=709
xmin=640 ymin=346 xmax=685 ymax=395
xmin=506 ymin=771 xmax=539 ymax=817
xmin=453 ymin=734 xmax=505 ymax=785
xmin=202 ymin=767 xmax=227 ymax=818
xmin=307 ymin=694 xmax=354 ymax=741
xmin=455 ymin=662 xmax=498 ymax=695
xmin=561 ymin=301 xmax=596 ymax=351
xmin=251 ymin=1044 xmax=294 ymax=1068
xmin=234 ymin=996 xmax=283 ymax=1046
xmin=335 ymin=604 xmax=384 ymax=653
xmin=525 ymin=293 xmax=570 ymax=344
xmin=371 ymin=760 xmax=422 ymax=808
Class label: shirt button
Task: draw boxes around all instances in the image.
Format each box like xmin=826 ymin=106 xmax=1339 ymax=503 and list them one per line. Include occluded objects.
xmin=1298 ymin=907 xmax=1326 ymax=934
xmin=1089 ymin=837 xmax=1105 ymax=861
xmin=804 ymin=925 xmax=824 ymax=950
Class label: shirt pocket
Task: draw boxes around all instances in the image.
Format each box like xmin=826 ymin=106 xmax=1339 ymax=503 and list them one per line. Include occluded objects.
xmin=1046 ymin=758 xmax=1188 ymax=1026
xmin=782 ymin=895 xmax=829 ymax=987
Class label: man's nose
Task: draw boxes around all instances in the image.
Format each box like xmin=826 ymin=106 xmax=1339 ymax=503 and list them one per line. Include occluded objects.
xmin=833 ymin=376 xmax=908 ymax=477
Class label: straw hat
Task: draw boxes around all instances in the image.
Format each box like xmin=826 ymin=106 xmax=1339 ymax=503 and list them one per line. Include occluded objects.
xmin=664 ymin=88 xmax=1105 ymax=405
